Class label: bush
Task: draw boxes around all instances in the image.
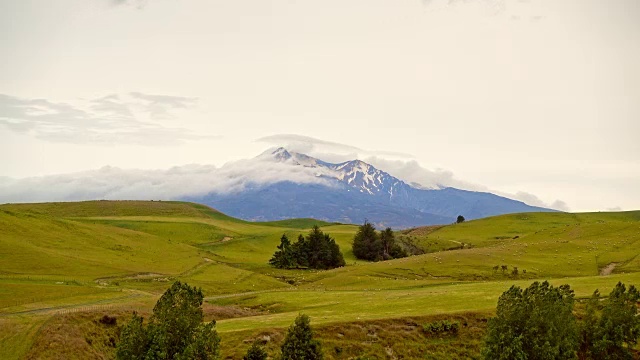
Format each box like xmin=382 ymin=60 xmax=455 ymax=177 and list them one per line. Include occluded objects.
xmin=243 ymin=341 xmax=267 ymax=360
xmin=422 ymin=320 xmax=459 ymax=335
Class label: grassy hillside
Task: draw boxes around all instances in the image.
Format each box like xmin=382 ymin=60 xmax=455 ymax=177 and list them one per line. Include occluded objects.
xmin=1 ymin=201 xmax=639 ymax=359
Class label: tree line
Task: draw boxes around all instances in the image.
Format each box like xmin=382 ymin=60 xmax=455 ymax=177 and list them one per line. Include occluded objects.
xmin=269 ymin=226 xmax=345 ymax=270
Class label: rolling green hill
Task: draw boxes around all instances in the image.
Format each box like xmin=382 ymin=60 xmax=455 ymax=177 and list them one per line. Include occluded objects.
xmin=1 ymin=201 xmax=639 ymax=359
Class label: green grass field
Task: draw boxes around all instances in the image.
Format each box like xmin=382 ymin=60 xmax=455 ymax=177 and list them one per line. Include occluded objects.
xmin=1 ymin=201 xmax=639 ymax=359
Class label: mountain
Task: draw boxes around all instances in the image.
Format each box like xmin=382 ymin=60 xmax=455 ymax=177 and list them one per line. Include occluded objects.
xmin=187 ymin=148 xmax=554 ymax=228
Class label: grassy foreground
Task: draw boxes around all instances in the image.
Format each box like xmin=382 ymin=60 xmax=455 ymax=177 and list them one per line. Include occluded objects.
xmin=1 ymin=201 xmax=639 ymax=359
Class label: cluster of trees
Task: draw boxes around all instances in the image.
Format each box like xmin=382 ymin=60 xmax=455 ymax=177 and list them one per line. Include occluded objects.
xmin=483 ymin=281 xmax=640 ymax=360
xmin=117 ymin=281 xmax=324 ymax=360
xmin=352 ymin=221 xmax=407 ymax=261
xmin=270 ymin=226 xmax=345 ymax=270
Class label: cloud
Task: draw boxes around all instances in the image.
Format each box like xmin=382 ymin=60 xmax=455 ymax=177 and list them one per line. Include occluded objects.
xmin=129 ymin=92 xmax=197 ymax=119
xmin=109 ymin=0 xmax=149 ymax=9
xmin=606 ymin=206 xmax=622 ymax=212
xmin=420 ymin=0 xmax=506 ymax=15
xmin=420 ymin=0 xmax=546 ymax=21
xmin=0 ymin=155 xmax=336 ymax=204
xmin=504 ymin=191 xmax=569 ymax=211
xmin=257 ymin=134 xmax=414 ymax=164
xmin=0 ymin=93 xmax=213 ymax=146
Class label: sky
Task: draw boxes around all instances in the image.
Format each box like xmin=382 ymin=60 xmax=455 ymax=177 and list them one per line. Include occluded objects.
xmin=0 ymin=0 xmax=638 ymax=211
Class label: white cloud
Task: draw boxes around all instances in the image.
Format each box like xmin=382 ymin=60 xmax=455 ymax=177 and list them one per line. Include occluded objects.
xmin=0 ymin=153 xmax=335 ymax=204
xmin=0 ymin=93 xmax=213 ymax=146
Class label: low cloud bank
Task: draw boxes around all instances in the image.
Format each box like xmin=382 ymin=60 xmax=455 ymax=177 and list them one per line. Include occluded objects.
xmin=0 ymin=155 xmax=334 ymax=204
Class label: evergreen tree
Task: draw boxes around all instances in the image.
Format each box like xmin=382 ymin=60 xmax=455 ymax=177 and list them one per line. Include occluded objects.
xmin=269 ymin=234 xmax=295 ymax=269
xmin=352 ymin=221 xmax=380 ymax=261
xmin=482 ymin=281 xmax=578 ymax=360
xmin=292 ymin=234 xmax=309 ymax=268
xmin=281 ymin=314 xmax=323 ymax=360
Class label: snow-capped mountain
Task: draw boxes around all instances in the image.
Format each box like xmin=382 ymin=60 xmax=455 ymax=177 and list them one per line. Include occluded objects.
xmin=267 ymin=147 xmax=426 ymax=196
xmin=189 ymin=148 xmax=554 ymax=228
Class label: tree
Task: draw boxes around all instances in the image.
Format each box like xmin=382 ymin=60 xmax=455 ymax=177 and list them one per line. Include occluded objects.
xmin=352 ymin=221 xmax=380 ymax=261
xmin=281 ymin=314 xmax=323 ymax=360
xmin=243 ymin=341 xmax=267 ymax=360
xmin=579 ymin=282 xmax=640 ymax=359
xmin=456 ymin=215 xmax=465 ymax=224
xmin=117 ymin=281 xmax=220 ymax=360
xmin=482 ymin=281 xmax=578 ymax=360
xmin=269 ymin=234 xmax=295 ymax=269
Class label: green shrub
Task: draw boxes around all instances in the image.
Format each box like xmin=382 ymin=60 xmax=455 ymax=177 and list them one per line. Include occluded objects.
xmin=422 ymin=320 xmax=460 ymax=335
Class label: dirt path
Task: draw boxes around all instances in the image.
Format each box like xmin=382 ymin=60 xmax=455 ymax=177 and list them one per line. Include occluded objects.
xmin=600 ymin=263 xmax=618 ymax=276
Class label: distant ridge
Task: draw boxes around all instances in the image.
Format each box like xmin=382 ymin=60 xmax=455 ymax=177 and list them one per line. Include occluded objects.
xmin=189 ymin=148 xmax=554 ymax=228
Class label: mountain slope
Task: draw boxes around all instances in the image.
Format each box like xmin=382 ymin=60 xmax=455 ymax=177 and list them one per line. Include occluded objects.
xmin=191 ymin=148 xmax=553 ymax=228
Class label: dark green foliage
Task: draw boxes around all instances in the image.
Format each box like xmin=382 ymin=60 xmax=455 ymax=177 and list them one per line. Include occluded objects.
xmin=482 ymin=281 xmax=578 ymax=360
xmin=243 ymin=341 xmax=267 ymax=360
xmin=270 ymin=227 xmax=345 ymax=270
xmin=578 ymin=282 xmax=640 ymax=360
xmin=423 ymin=320 xmax=460 ymax=335
xmin=117 ymin=281 xmax=220 ymax=360
xmin=116 ymin=312 xmax=148 ymax=360
xmin=456 ymin=215 xmax=465 ymax=223
xmin=352 ymin=221 xmax=380 ymax=261
xmin=269 ymin=234 xmax=295 ymax=269
xmin=352 ymin=222 xmax=407 ymax=261
xmin=281 ymin=314 xmax=323 ymax=360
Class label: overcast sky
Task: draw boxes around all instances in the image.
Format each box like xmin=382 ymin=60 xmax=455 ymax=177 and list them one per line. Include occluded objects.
xmin=1 ymin=0 xmax=638 ymax=212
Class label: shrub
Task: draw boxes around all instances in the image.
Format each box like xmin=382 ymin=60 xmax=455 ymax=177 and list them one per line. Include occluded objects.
xmin=243 ymin=341 xmax=267 ymax=360
xmin=422 ymin=320 xmax=460 ymax=335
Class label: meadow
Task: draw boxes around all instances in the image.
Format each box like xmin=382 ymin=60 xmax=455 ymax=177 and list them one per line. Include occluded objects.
xmin=1 ymin=201 xmax=639 ymax=359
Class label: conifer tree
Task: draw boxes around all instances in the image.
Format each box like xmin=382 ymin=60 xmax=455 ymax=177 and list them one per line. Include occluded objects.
xmin=269 ymin=234 xmax=295 ymax=269
xmin=352 ymin=221 xmax=380 ymax=261
xmin=281 ymin=314 xmax=323 ymax=360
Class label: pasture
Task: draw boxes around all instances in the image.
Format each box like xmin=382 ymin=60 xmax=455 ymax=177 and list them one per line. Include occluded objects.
xmin=1 ymin=201 xmax=639 ymax=359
